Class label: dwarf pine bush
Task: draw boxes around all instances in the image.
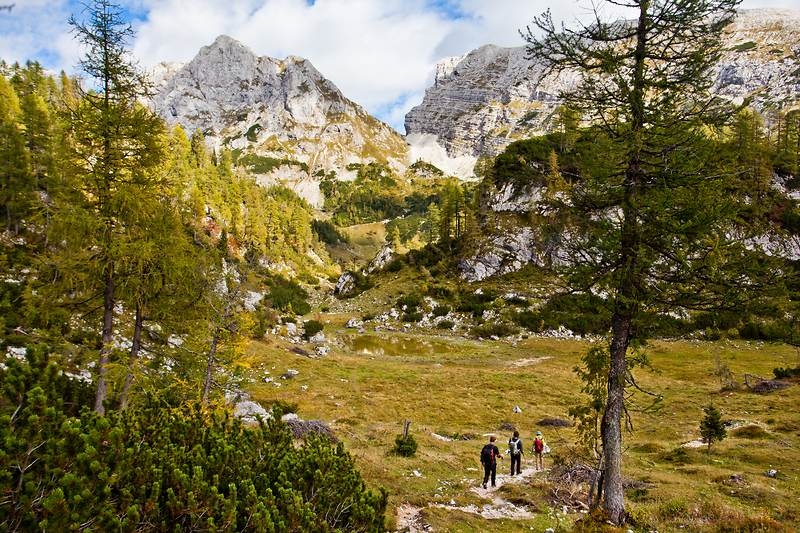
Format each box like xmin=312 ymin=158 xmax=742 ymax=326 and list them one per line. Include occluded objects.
xmin=0 ymin=347 xmax=386 ymax=532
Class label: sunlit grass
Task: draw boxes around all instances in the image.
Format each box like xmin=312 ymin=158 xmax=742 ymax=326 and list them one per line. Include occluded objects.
xmin=244 ymin=331 xmax=800 ymax=531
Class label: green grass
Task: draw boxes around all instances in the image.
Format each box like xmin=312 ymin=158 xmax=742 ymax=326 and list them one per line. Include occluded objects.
xmin=242 ymin=331 xmax=800 ymax=532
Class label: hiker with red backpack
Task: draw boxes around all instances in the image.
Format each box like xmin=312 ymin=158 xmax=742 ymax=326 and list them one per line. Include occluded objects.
xmin=508 ymin=430 xmax=523 ymax=475
xmin=480 ymin=435 xmax=503 ymax=488
xmin=532 ymin=431 xmax=546 ymax=471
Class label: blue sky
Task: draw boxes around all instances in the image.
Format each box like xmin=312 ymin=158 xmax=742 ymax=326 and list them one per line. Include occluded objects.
xmin=2 ymin=0 xmax=797 ymax=132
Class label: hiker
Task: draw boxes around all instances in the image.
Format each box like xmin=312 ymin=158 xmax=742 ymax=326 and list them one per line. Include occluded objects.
xmin=532 ymin=430 xmax=546 ymax=471
xmin=508 ymin=430 xmax=523 ymax=475
xmin=480 ymin=435 xmax=503 ymax=488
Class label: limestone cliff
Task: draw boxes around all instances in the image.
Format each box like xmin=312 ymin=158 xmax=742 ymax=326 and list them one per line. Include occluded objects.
xmin=405 ymin=8 xmax=800 ymax=177
xmin=150 ymin=35 xmax=408 ymax=206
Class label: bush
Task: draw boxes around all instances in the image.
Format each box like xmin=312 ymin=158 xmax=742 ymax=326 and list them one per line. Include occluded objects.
xmin=311 ymin=219 xmax=348 ymax=245
xmin=396 ymin=293 xmax=423 ymax=310
xmin=436 ymin=320 xmax=455 ymax=330
xmin=386 ymin=258 xmax=404 ymax=272
xmin=774 ymin=366 xmax=800 ymax=379
xmin=394 ymin=434 xmax=418 ymax=457
xmin=401 ymin=312 xmax=423 ymax=323
xmin=471 ymin=322 xmax=520 ymax=338
xmin=267 ymin=275 xmax=311 ymax=315
xmin=0 ymin=349 xmax=387 ymax=532
xmin=303 ymin=319 xmax=324 ymax=339
xmin=432 ymin=305 xmax=451 ymax=317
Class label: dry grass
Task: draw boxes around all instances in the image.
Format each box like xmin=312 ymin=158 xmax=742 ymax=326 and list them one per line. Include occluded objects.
xmin=243 ymin=330 xmax=800 ymax=531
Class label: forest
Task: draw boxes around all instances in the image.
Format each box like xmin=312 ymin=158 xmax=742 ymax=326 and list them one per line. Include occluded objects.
xmin=2 ymin=0 xmax=800 ymax=530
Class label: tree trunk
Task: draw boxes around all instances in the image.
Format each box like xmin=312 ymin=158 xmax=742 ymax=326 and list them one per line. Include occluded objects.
xmin=202 ymin=328 xmax=220 ymax=405
xmin=601 ymin=312 xmax=632 ymax=524
xmin=94 ymin=268 xmax=115 ymax=414
xmin=120 ymin=301 xmax=143 ymax=410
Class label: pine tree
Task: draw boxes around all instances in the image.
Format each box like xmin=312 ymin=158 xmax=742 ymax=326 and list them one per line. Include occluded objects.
xmin=700 ymin=404 xmax=727 ymax=452
xmin=54 ymin=0 xmax=166 ymax=414
xmin=522 ymin=0 xmax=782 ymax=523
xmin=0 ymin=75 xmax=31 ymax=234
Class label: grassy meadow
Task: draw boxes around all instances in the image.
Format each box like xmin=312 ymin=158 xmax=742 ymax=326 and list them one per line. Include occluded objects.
xmin=242 ymin=324 xmax=800 ymax=532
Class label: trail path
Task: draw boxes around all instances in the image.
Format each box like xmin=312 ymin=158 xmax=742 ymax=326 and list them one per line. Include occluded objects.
xmin=395 ymin=465 xmax=545 ymax=532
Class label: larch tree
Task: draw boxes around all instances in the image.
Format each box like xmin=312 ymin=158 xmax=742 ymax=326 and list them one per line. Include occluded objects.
xmin=58 ymin=0 xmax=165 ymax=414
xmin=523 ymin=0 xmax=785 ymax=524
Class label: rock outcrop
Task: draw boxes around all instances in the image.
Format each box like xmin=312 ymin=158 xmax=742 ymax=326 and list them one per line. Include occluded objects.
xmin=405 ymin=9 xmax=800 ymax=176
xmin=150 ymin=35 xmax=408 ymax=206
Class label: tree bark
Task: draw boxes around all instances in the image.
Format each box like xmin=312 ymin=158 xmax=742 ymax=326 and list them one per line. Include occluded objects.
xmin=94 ymin=267 xmax=115 ymax=414
xmin=202 ymin=328 xmax=220 ymax=405
xmin=119 ymin=301 xmax=143 ymax=410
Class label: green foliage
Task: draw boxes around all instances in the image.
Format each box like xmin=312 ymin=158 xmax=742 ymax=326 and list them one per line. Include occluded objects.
xmin=303 ymin=320 xmax=324 ymax=340
xmin=409 ymin=159 xmax=443 ymax=177
xmin=455 ymin=289 xmax=497 ymax=318
xmin=321 ymin=163 xmax=405 ymax=225
xmin=470 ymin=322 xmax=519 ymax=338
xmin=311 ymin=219 xmax=348 ymax=245
xmin=401 ymin=312 xmax=423 ymax=323
xmin=245 ymin=123 xmax=261 ymax=142
xmin=431 ymin=305 xmax=451 ymax=317
xmin=266 ymin=276 xmax=311 ymax=315
xmin=700 ymin=404 xmax=727 ymax=452
xmin=237 ymin=153 xmax=308 ymax=173
xmin=0 ymin=350 xmax=387 ymax=531
xmin=773 ymin=366 xmax=800 ymax=379
xmin=511 ymin=293 xmax=611 ymax=336
xmin=396 ymin=293 xmax=423 ymax=310
xmin=731 ymin=41 xmax=757 ymax=52
xmin=393 ymin=434 xmax=418 ymax=457
xmin=436 ymin=320 xmax=455 ymax=330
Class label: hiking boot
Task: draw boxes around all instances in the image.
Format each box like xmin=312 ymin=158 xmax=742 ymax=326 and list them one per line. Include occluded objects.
xmin=482 ymin=483 xmax=487 ymax=489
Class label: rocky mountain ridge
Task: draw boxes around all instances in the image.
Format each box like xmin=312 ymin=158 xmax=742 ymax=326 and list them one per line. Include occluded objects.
xmin=405 ymin=8 xmax=800 ymax=177
xmin=150 ymin=35 xmax=407 ymax=207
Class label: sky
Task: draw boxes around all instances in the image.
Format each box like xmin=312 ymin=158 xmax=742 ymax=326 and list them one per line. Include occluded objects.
xmin=1 ymin=0 xmax=797 ymax=132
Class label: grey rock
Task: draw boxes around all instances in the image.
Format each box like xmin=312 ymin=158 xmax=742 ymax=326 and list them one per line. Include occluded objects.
xmin=150 ymin=35 xmax=407 ymax=206
xmin=334 ymin=271 xmax=358 ymax=296
xmin=406 ymin=9 xmax=800 ymax=176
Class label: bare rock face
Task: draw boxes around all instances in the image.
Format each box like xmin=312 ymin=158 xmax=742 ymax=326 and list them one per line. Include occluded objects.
xmin=406 ymin=9 xmax=800 ymax=177
xmin=150 ymin=35 xmax=407 ymax=206
xmin=405 ymin=44 xmax=574 ymax=164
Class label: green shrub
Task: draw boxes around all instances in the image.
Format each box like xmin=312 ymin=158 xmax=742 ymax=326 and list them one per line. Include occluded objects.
xmin=774 ymin=366 xmax=800 ymax=379
xmin=432 ymin=305 xmax=451 ymax=317
xmin=401 ymin=312 xmax=423 ymax=323
xmin=312 ymin=219 xmax=348 ymax=245
xmin=303 ymin=320 xmax=324 ymax=339
xmin=267 ymin=275 xmax=311 ymax=315
xmin=0 ymin=349 xmax=387 ymax=532
xmin=436 ymin=320 xmax=455 ymax=330
xmin=397 ymin=294 xmax=423 ymax=310
xmin=386 ymin=258 xmax=404 ymax=272
xmin=393 ymin=434 xmax=418 ymax=457
xmin=471 ymin=322 xmax=520 ymax=338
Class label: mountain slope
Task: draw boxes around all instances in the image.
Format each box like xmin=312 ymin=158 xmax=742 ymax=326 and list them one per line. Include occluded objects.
xmin=151 ymin=35 xmax=408 ymax=206
xmin=405 ymin=8 xmax=800 ymax=176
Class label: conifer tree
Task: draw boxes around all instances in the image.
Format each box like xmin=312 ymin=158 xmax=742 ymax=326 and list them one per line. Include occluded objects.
xmin=700 ymin=403 xmax=727 ymax=452
xmin=522 ymin=0 xmax=783 ymax=523
xmin=55 ymin=0 xmax=165 ymax=414
xmin=0 ymin=75 xmax=31 ymax=234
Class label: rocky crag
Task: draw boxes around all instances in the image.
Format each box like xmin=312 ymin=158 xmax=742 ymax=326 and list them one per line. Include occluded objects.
xmin=405 ymin=8 xmax=800 ymax=177
xmin=150 ymin=35 xmax=408 ymax=206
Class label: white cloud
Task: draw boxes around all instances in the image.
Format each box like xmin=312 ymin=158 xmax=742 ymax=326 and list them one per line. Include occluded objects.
xmin=2 ymin=0 xmax=798 ymax=131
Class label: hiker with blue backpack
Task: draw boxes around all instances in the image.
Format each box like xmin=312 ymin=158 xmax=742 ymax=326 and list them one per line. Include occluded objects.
xmin=480 ymin=435 xmax=503 ymax=488
xmin=508 ymin=430 xmax=523 ymax=475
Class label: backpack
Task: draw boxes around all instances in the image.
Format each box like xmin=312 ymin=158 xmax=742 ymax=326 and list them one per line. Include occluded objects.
xmin=534 ymin=437 xmax=544 ymax=453
xmin=480 ymin=444 xmax=495 ymax=464
xmin=509 ymin=437 xmax=521 ymax=456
